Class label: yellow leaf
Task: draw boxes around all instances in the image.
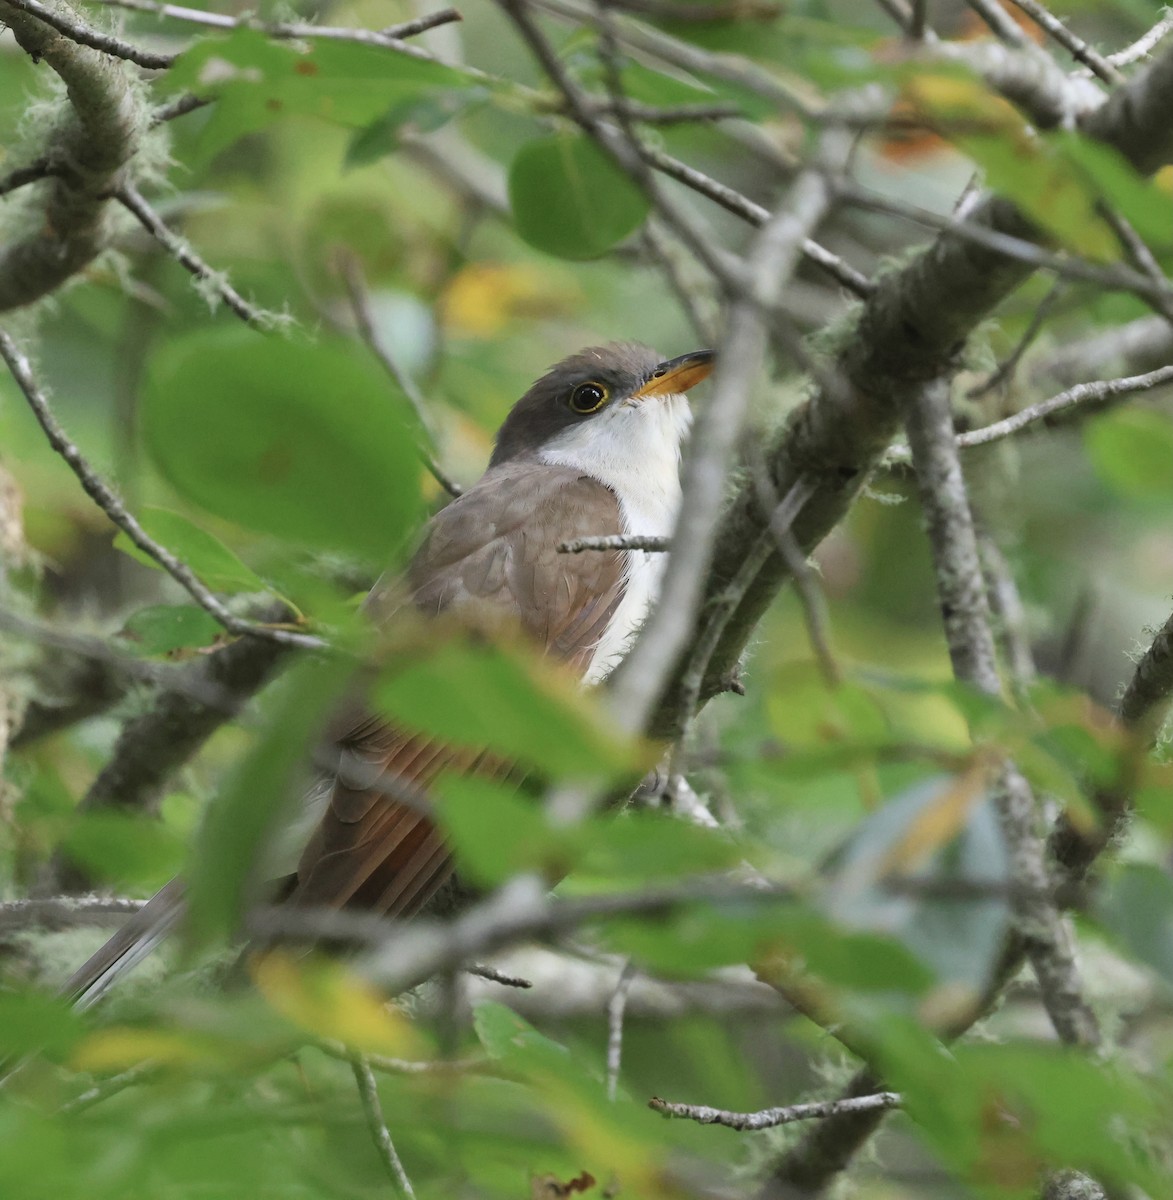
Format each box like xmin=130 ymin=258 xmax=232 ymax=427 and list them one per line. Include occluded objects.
xmin=73 ymin=1028 xmax=210 ymax=1073
xmin=439 ymin=264 xmax=573 ymax=337
xmin=250 ymin=951 xmax=420 ymax=1056
xmin=878 ymin=764 xmax=989 ymax=875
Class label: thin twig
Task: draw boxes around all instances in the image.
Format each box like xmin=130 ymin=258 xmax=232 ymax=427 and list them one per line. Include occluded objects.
xmin=0 ymin=0 xmax=174 ymax=67
xmin=967 ymin=279 xmax=1066 ymax=398
xmin=316 ymin=1040 xmax=488 ymax=1075
xmin=1004 ymin=0 xmax=1123 ymax=83
xmin=555 ymin=98 xmax=743 ymax=125
xmin=650 ymin=1091 xmax=901 ymax=1131
xmin=0 ymin=332 xmax=324 ymax=652
xmin=115 ymin=185 xmax=272 ymax=328
xmin=908 ymin=0 xmax=928 ymax=41
xmin=336 ymin=254 xmax=462 ymax=498
xmin=532 ymin=0 xmax=818 ymax=119
xmin=383 ymin=8 xmax=464 ymax=38
xmin=608 ymin=164 xmax=840 ymax=738
xmin=559 ymin=534 xmax=670 ymax=554
xmin=965 ymin=0 xmax=1030 ymax=46
xmin=467 ymin=963 xmax=533 ymax=988
xmin=1098 ymin=203 xmax=1173 ymax=326
xmin=350 ymin=1055 xmax=417 ymax=1198
xmin=639 ymin=146 xmax=874 ymax=297
xmin=836 ymin=180 xmax=1173 ymax=310
xmin=977 ymin=529 xmax=1036 ymax=698
xmin=1108 ymin=13 xmax=1173 ymax=67
xmin=59 ymin=1062 xmax=160 ymax=1115
xmin=606 ymin=960 xmax=637 ymax=1102
xmin=639 ymin=224 xmax=716 ymax=344
xmin=959 ymin=363 xmax=1173 ymax=449
xmin=0 ymin=159 xmax=52 ymax=198
xmin=151 ymin=93 xmax=211 ymax=126
xmin=90 ymin=0 xmax=465 ymax=62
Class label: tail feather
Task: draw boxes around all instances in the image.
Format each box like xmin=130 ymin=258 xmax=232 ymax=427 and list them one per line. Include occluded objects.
xmin=62 ymin=879 xmax=187 ymax=1010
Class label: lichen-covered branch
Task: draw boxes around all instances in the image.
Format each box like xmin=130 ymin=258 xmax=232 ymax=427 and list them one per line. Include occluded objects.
xmin=44 ymin=604 xmax=293 ymax=893
xmin=0 ymin=0 xmax=146 ymax=311
xmin=906 ymin=378 xmax=1101 ymax=1051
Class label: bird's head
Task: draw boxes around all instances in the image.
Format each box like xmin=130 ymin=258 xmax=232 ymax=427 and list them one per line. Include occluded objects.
xmin=489 ymin=342 xmax=714 ymax=469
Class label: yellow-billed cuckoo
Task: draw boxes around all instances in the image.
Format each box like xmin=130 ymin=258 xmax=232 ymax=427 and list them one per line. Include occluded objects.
xmin=63 ymin=342 xmax=714 ymax=1007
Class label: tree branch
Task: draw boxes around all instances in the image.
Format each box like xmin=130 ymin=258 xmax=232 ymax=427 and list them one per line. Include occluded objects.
xmin=906 ymin=377 xmax=1100 ymax=1050
xmin=647 ymin=41 xmax=1173 ymax=740
xmin=115 ymin=185 xmax=274 ymax=327
xmin=0 ymin=0 xmax=145 ymax=311
xmin=651 ymin=1090 xmax=901 ymax=1132
xmin=42 ymin=602 xmax=293 ymax=893
xmin=0 ymin=895 xmax=145 ymax=933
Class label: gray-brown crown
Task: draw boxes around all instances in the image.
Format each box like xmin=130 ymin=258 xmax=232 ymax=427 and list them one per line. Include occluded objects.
xmin=489 ymin=342 xmax=663 ymax=467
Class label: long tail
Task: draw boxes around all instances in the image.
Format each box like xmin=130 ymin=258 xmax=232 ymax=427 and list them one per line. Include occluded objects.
xmin=62 ymin=878 xmax=187 ymax=1010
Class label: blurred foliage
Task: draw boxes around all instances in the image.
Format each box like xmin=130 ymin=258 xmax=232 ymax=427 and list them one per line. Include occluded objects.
xmin=3 ymin=0 xmax=1173 ymax=1198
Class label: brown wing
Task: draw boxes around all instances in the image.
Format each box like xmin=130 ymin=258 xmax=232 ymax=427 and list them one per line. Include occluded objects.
xmin=290 ymin=462 xmax=626 ymax=917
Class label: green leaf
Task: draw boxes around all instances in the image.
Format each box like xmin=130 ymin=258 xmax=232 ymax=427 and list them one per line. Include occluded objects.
xmin=374 ymin=637 xmax=641 ymax=777
xmin=113 ymin=507 xmax=269 ymax=595
xmin=605 ymin=898 xmax=934 ymax=993
xmin=508 ymin=135 xmax=650 ymax=260
xmin=185 ymin=655 xmax=352 ymax=950
xmin=896 ymin=1041 xmax=1171 ymax=1196
xmin=579 ymin=811 xmax=743 ymax=882
xmin=1053 ymin=131 xmax=1172 ymax=251
xmin=432 ymin=774 xmax=558 ymax=887
xmin=0 ymin=990 xmax=82 ymax=1059
xmin=165 ymin=29 xmax=475 ymax=160
xmin=346 ymin=87 xmax=487 ymax=167
xmin=62 ymin=811 xmax=186 ymax=890
xmin=434 ymin=775 xmax=741 ymax=888
xmin=474 ymin=1000 xmax=571 ymax=1066
xmin=142 ymin=328 xmax=424 ymax=565
xmin=120 ymin=604 xmax=225 ymax=656
xmin=1085 ymin=407 xmax=1173 ymax=502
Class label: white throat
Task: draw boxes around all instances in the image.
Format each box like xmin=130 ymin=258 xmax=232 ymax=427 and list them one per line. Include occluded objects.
xmin=538 ymin=394 xmax=692 ymax=684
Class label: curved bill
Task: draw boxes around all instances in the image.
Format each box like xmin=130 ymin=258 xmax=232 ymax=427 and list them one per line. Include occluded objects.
xmin=629 ymin=349 xmax=715 ymax=401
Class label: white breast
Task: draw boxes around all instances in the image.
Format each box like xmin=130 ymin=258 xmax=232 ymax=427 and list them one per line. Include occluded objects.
xmin=538 ymin=394 xmax=692 ymax=685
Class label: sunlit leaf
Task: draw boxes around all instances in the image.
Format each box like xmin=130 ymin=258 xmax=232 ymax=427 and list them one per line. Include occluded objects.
xmin=906 ymin=73 xmax=1119 ymax=257
xmin=509 ymin=135 xmax=650 ymax=260
xmin=251 ymin=952 xmax=420 ymax=1055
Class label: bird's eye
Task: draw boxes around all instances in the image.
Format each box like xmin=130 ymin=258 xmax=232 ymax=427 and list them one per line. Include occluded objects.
xmin=569 ymin=381 xmax=609 ymax=414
